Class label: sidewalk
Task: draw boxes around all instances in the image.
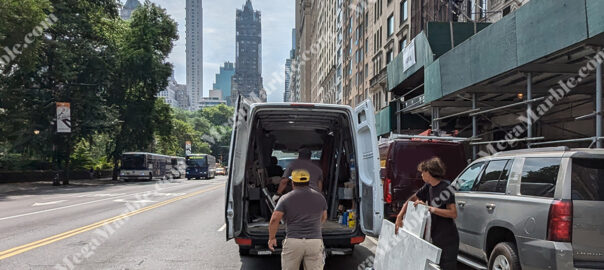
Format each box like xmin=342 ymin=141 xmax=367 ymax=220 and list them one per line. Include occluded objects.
xmin=0 ymin=178 xmax=117 ymax=194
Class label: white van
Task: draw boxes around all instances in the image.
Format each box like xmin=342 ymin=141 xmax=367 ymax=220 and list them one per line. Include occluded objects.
xmin=225 ymin=98 xmax=384 ymax=256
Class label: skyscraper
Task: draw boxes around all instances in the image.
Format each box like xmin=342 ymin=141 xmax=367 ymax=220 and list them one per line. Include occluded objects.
xmin=231 ymin=0 xmax=265 ymax=104
xmin=186 ymin=0 xmax=203 ymax=110
xmin=120 ymin=0 xmax=141 ymax=20
xmin=213 ymin=62 xmax=236 ymax=106
xmin=284 ymin=28 xmax=295 ymax=102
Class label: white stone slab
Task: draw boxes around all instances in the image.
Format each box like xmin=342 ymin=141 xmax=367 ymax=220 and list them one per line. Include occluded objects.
xmin=403 ymin=204 xmax=431 ymax=238
xmin=374 ymin=220 xmax=441 ymax=270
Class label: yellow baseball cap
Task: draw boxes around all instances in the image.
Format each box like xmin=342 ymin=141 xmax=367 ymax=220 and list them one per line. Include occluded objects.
xmin=290 ymin=169 xmax=310 ymax=183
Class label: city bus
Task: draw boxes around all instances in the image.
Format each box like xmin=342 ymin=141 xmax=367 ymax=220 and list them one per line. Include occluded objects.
xmin=186 ymin=154 xmax=216 ymax=180
xmin=170 ymin=156 xmax=187 ymax=179
xmin=120 ymin=152 xmax=173 ymax=181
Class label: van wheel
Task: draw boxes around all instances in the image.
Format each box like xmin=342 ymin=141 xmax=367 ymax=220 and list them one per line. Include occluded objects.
xmin=239 ymin=246 xmax=250 ymax=256
xmin=489 ymin=242 xmax=520 ymax=270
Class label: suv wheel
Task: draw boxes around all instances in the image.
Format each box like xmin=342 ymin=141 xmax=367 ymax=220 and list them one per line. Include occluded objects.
xmin=489 ymin=242 xmax=521 ymax=270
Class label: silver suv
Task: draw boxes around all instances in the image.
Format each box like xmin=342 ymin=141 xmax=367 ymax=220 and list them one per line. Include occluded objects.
xmin=452 ymin=147 xmax=604 ymax=270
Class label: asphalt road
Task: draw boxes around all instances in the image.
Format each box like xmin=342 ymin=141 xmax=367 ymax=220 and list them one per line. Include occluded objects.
xmin=0 ymin=176 xmax=471 ymax=270
xmin=0 ymin=177 xmax=379 ymax=269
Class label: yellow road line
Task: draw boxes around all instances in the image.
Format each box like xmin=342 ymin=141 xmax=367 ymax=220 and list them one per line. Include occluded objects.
xmin=0 ymin=184 xmax=224 ymax=260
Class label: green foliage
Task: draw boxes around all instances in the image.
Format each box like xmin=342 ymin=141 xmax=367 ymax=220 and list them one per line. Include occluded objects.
xmin=0 ymin=0 xmax=234 ymax=173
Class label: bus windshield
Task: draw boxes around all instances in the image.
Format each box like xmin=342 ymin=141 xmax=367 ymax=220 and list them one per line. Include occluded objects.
xmin=187 ymin=156 xmax=207 ymax=168
xmin=122 ymin=155 xmax=146 ymax=170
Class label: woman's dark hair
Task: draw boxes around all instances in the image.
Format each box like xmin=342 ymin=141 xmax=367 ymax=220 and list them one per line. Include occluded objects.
xmin=417 ymin=157 xmax=446 ymax=178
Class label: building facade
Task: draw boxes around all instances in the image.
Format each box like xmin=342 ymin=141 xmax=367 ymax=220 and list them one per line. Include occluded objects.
xmin=231 ymin=0 xmax=266 ymax=104
xmin=158 ymin=75 xmax=188 ymax=109
xmin=120 ymin=0 xmax=141 ymax=20
xmin=186 ymin=0 xmax=203 ymax=110
xmin=213 ymin=61 xmax=235 ymax=106
xmin=486 ymin=0 xmax=530 ymax=22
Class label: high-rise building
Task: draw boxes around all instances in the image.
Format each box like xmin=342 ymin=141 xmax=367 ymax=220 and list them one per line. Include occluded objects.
xmin=284 ymin=29 xmax=295 ymax=102
xmin=231 ymin=0 xmax=265 ymax=104
xmin=158 ymin=74 xmax=188 ymax=109
xmin=284 ymin=58 xmax=292 ymax=102
xmin=212 ymin=62 xmax=236 ymax=106
xmin=186 ymin=0 xmax=203 ymax=110
xmin=120 ymin=0 xmax=141 ymax=20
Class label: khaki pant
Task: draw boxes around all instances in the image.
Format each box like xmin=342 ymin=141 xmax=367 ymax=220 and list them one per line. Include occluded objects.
xmin=281 ymin=238 xmax=325 ymax=270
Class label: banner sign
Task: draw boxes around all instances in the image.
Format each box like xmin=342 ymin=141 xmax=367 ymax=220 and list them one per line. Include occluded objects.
xmin=185 ymin=141 xmax=192 ymax=155
xmin=402 ymin=38 xmax=416 ymax=72
xmin=56 ymin=102 xmax=71 ymax=133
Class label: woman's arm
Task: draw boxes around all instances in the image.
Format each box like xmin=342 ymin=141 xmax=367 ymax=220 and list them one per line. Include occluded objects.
xmin=395 ymin=194 xmax=419 ymax=234
xmin=429 ymin=203 xmax=458 ymax=219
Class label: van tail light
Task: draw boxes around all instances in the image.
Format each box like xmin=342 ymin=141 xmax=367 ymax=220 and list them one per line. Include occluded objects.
xmin=235 ymin=237 xmax=252 ymax=246
xmin=350 ymin=236 xmax=365 ymax=244
xmin=547 ymin=200 xmax=573 ymax=242
xmin=384 ymin=178 xmax=392 ymax=204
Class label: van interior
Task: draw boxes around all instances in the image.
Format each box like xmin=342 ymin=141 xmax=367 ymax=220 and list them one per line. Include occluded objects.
xmin=243 ymin=108 xmax=359 ymax=236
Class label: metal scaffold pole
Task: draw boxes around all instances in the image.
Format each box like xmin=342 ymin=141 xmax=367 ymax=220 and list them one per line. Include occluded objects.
xmin=472 ymin=93 xmax=478 ymax=160
xmin=526 ymin=73 xmax=533 ymax=148
xmin=432 ymin=107 xmax=440 ymax=134
xmin=597 ymin=61 xmax=602 ymax=148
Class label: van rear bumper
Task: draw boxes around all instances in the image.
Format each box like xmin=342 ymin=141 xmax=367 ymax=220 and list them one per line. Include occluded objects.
xmin=517 ymin=236 xmax=574 ymax=270
xmin=236 ymin=234 xmax=364 ymax=256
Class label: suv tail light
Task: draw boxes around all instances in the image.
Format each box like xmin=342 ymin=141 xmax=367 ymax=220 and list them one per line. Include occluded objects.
xmin=384 ymin=178 xmax=392 ymax=204
xmin=547 ymin=200 xmax=573 ymax=242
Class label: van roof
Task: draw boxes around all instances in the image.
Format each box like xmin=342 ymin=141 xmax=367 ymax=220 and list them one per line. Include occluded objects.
xmin=250 ymin=102 xmax=353 ymax=110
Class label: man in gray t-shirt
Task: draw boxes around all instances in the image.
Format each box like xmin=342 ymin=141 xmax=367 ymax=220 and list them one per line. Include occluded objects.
xmin=269 ymin=169 xmax=327 ymax=270
xmin=273 ymin=148 xmax=323 ymax=203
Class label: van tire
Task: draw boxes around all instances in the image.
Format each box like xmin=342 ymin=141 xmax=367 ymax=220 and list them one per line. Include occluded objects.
xmin=238 ymin=246 xmax=250 ymax=256
xmin=488 ymin=242 xmax=520 ymax=270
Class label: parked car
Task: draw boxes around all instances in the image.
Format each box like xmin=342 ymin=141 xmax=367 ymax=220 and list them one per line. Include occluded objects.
xmin=225 ymin=98 xmax=383 ymax=256
xmin=216 ymin=167 xmax=226 ymax=176
xmin=379 ymin=138 xmax=468 ymax=219
xmin=452 ymin=147 xmax=604 ymax=270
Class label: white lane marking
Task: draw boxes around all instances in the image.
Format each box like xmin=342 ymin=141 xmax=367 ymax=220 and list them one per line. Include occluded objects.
xmin=367 ymin=236 xmax=379 ymax=245
xmin=0 ymin=182 xmax=211 ymax=221
xmin=218 ymin=224 xmax=226 ymax=232
xmin=77 ymin=193 xmax=125 ymax=198
xmin=113 ymin=199 xmax=156 ymax=204
xmin=151 ymin=193 xmax=186 ymax=197
xmin=32 ymin=200 xmax=68 ymax=207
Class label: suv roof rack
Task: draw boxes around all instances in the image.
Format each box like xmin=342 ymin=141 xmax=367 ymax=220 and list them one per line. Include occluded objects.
xmin=493 ymin=146 xmax=570 ymax=156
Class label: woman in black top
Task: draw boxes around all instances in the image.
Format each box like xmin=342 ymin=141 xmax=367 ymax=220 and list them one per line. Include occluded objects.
xmin=395 ymin=157 xmax=459 ymax=270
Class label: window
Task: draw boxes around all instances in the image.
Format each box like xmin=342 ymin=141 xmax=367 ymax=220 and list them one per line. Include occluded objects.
xmin=386 ymin=50 xmax=393 ymax=64
xmin=400 ymin=0 xmax=408 ymax=24
xmin=387 ymin=15 xmax=394 ymax=37
xmin=474 ymin=160 xmax=511 ymax=193
xmin=503 ymin=6 xmax=511 ymax=17
xmin=571 ymin=158 xmax=604 ymax=201
xmin=454 ymin=162 xmax=485 ymax=191
xmin=399 ymin=39 xmax=405 ymax=53
xmin=520 ymin=158 xmax=561 ymax=197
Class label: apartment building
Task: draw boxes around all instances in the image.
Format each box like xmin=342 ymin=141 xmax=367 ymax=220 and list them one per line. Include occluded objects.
xmin=486 ymin=0 xmax=530 ymax=22
xmin=366 ymin=0 xmax=412 ymax=111
xmin=311 ymin=0 xmax=342 ymax=104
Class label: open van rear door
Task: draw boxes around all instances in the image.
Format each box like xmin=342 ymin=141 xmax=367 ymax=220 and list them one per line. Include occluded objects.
xmin=225 ymin=96 xmax=251 ymax=240
xmin=353 ymin=100 xmax=384 ymax=236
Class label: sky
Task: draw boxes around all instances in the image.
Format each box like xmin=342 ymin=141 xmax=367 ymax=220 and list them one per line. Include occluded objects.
xmin=147 ymin=0 xmax=295 ymax=102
